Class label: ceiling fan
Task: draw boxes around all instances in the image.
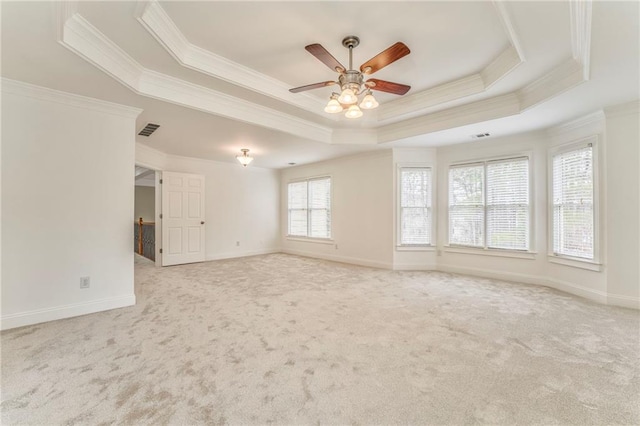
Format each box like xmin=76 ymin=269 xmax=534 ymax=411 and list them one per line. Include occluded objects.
xmin=289 ymin=36 xmax=411 ymax=118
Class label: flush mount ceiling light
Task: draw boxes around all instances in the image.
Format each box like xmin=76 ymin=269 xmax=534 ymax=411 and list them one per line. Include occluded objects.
xmin=290 ymin=36 xmax=411 ymax=119
xmin=236 ymin=148 xmax=253 ymax=167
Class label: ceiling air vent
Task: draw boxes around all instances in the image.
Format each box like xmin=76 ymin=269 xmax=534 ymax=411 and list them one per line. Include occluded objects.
xmin=138 ymin=123 xmax=160 ymax=137
xmin=471 ymin=132 xmax=490 ymax=140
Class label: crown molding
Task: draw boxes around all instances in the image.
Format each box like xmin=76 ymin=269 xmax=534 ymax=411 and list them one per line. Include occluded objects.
xmin=137 ymin=0 xmax=329 ymax=117
xmin=546 ymin=110 xmax=605 ymax=139
xmin=570 ymin=0 xmax=593 ymax=80
xmin=517 ymin=58 xmax=585 ymax=111
xmin=378 ymin=93 xmax=521 ymax=143
xmin=58 ymin=12 xmax=332 ymax=143
xmin=1 ymin=78 xmax=143 ymax=119
xmin=604 ymin=100 xmax=640 ymax=119
xmin=378 ymin=74 xmax=485 ymax=122
xmin=331 ymin=128 xmax=378 ymax=145
xmin=492 ymin=1 xmax=526 ymax=62
xmin=481 ymin=45 xmax=522 ymax=89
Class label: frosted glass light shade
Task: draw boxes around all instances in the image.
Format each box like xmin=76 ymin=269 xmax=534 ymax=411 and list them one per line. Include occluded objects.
xmin=359 ymin=93 xmax=379 ymax=110
xmin=338 ymin=88 xmax=357 ymax=105
xmin=236 ymin=149 xmax=253 ymax=167
xmin=345 ymin=105 xmax=363 ymax=119
xmin=324 ymin=98 xmax=343 ymax=113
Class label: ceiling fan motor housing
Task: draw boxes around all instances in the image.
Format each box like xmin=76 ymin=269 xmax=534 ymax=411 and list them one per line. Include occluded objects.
xmin=339 ymin=71 xmax=364 ymax=92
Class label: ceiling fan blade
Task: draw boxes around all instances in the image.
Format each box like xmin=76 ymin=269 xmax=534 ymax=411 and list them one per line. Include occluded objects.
xmin=289 ymin=81 xmax=337 ymax=93
xmin=305 ymin=44 xmax=346 ymax=73
xmin=360 ymin=42 xmax=410 ymax=75
xmin=365 ymin=79 xmax=411 ymax=95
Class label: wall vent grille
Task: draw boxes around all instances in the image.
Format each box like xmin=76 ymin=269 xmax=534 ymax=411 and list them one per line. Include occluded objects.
xmin=138 ymin=123 xmax=160 ymax=137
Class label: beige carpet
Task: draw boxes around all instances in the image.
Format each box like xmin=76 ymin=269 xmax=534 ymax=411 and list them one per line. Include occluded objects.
xmin=2 ymin=253 xmax=639 ymax=425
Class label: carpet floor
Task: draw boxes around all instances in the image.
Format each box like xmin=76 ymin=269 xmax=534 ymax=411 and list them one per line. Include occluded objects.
xmin=1 ymin=253 xmax=639 ymax=425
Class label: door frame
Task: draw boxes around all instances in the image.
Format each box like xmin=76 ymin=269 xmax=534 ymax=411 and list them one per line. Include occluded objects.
xmin=135 ymin=162 xmax=163 ymax=267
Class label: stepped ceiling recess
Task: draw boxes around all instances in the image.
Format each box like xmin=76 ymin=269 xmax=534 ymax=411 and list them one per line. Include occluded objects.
xmin=1 ymin=1 xmax=638 ymax=168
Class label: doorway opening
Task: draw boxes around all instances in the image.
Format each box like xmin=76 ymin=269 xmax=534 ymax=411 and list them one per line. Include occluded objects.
xmin=134 ymin=165 xmax=157 ymax=262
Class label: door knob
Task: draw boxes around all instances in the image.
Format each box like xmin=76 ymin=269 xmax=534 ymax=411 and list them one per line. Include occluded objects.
xmin=201 ymin=221 xmax=205 ymax=225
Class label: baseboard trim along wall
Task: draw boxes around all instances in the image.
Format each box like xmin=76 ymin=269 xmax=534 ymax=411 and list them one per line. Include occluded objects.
xmin=393 ymin=263 xmax=438 ymax=271
xmin=1 ymin=294 xmax=136 ymax=330
xmin=283 ymin=249 xmax=394 ymax=270
xmin=205 ymin=248 xmax=281 ymax=262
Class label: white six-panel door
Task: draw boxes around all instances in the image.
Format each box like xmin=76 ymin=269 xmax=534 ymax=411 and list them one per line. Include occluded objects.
xmin=161 ymin=171 xmax=206 ymax=266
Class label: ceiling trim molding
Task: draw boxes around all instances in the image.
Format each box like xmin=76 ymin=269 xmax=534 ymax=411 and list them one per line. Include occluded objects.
xmin=58 ymin=12 xmax=333 ymax=143
xmin=481 ymin=45 xmax=522 ymax=89
xmin=604 ymin=100 xmax=640 ymax=119
xmin=1 ymin=78 xmax=143 ymax=119
xmin=136 ymin=0 xmax=329 ymax=117
xmin=377 ymin=74 xmax=485 ymax=122
xmin=492 ymin=1 xmax=526 ymax=62
xmin=546 ymin=110 xmax=605 ymax=139
xmin=570 ymin=0 xmax=593 ymax=80
xmin=517 ymin=58 xmax=585 ymax=111
xmin=377 ymin=94 xmax=521 ymax=144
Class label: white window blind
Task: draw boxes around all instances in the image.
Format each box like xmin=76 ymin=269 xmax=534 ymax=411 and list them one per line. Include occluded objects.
xmin=449 ymin=157 xmax=530 ymax=250
xmin=400 ymin=168 xmax=432 ymax=245
xmin=287 ymin=177 xmax=331 ymax=239
xmin=552 ymin=145 xmax=593 ymax=259
xmin=449 ymin=164 xmax=484 ymax=247
xmin=486 ymin=158 xmax=529 ymax=250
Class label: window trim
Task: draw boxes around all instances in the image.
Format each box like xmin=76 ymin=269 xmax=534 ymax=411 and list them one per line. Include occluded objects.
xmin=447 ymin=153 xmax=534 ymax=253
xmin=547 ymin=136 xmax=600 ymax=268
xmin=396 ymin=163 xmax=436 ymax=249
xmin=286 ymin=175 xmax=332 ymax=240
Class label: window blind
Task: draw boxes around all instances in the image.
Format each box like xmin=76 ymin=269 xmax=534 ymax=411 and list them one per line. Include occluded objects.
xmin=449 ymin=164 xmax=484 ymax=247
xmin=552 ymin=146 xmax=593 ymax=259
xmin=287 ymin=177 xmax=331 ymax=238
xmin=308 ymin=177 xmax=331 ymax=238
xmin=400 ymin=168 xmax=432 ymax=245
xmin=486 ymin=158 xmax=529 ymax=250
xmin=287 ymin=181 xmax=308 ymax=236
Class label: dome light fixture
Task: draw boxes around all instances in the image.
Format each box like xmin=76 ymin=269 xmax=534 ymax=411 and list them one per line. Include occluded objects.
xmin=236 ymin=149 xmax=253 ymax=167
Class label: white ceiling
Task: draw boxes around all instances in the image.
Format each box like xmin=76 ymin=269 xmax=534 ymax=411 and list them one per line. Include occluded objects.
xmin=1 ymin=1 xmax=638 ymax=169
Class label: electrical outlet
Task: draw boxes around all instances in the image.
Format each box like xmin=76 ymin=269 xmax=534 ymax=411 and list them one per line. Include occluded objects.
xmin=80 ymin=276 xmax=90 ymax=289
xmin=236 ymin=241 xmax=240 ymax=247
xmin=335 ymin=244 xmax=338 ymax=250
xmin=437 ymin=250 xmax=442 ymax=256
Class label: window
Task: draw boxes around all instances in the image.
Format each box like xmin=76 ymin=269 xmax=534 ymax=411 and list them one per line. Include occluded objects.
xmin=449 ymin=157 xmax=529 ymax=250
xmin=287 ymin=177 xmax=331 ymax=239
xmin=399 ymin=167 xmax=432 ymax=245
xmin=552 ymin=144 xmax=594 ymax=259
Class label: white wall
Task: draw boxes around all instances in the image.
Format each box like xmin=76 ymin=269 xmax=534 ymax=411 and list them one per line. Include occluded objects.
xmin=280 ymin=151 xmax=394 ymax=269
xmin=134 ymin=186 xmax=155 ymax=222
xmin=136 ymin=144 xmax=281 ymax=261
xmin=604 ymin=102 xmax=640 ymax=306
xmin=1 ymin=79 xmax=141 ymax=329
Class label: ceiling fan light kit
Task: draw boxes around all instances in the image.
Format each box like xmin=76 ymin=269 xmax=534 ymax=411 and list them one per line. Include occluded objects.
xmin=290 ymin=35 xmax=411 ymax=119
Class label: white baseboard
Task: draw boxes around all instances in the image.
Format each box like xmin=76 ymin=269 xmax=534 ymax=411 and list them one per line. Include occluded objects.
xmin=607 ymin=293 xmax=640 ymax=309
xmin=283 ymin=248 xmax=393 ymax=270
xmin=437 ymin=264 xmax=545 ymax=286
xmin=545 ymin=277 xmax=608 ymax=304
xmin=1 ymin=294 xmax=136 ymax=330
xmin=205 ymin=247 xmax=281 ymax=262
xmin=393 ymin=263 xmax=437 ymax=271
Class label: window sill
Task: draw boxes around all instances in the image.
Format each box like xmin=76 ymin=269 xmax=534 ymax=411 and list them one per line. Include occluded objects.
xmin=444 ymin=246 xmax=537 ymax=260
xmin=396 ymin=245 xmax=436 ymax=252
xmin=286 ymin=236 xmax=334 ymax=245
xmin=548 ymin=255 xmax=602 ymax=272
